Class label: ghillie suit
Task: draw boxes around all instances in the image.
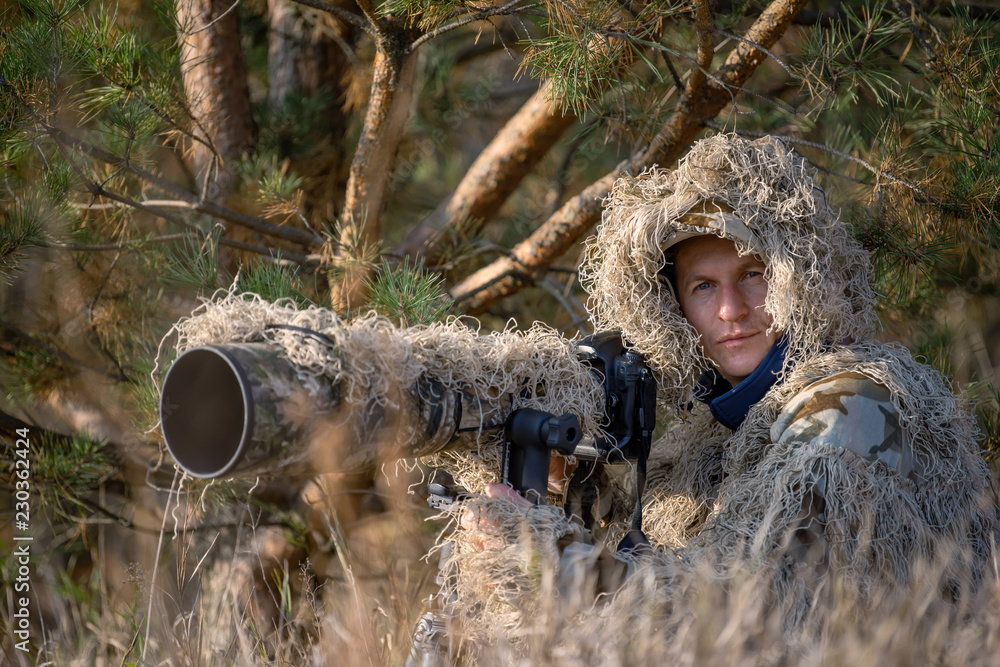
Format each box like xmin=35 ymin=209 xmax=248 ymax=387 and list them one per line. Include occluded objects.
xmin=415 ymin=135 xmax=997 ymax=659
xmin=566 ymin=133 xmax=1000 ymax=640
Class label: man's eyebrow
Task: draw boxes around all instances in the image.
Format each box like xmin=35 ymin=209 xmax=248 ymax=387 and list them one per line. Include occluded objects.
xmin=679 ymin=257 xmax=767 ymax=285
xmin=677 ymin=270 xmax=712 ymax=286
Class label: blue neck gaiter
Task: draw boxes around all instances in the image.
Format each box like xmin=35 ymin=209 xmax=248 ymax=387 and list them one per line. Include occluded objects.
xmin=695 ymin=336 xmax=788 ymax=431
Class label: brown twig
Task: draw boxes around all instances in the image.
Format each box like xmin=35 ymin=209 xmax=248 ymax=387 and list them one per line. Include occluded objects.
xmin=42 ymin=123 xmax=323 ymax=247
xmin=686 ymin=0 xmax=715 ymax=102
xmin=409 ymin=0 xmax=538 ymax=51
xmin=292 ymin=0 xmax=375 ymax=35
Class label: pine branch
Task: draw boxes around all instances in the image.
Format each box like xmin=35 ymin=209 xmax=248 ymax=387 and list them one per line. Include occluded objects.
xmin=0 ymin=202 xmax=44 ymax=284
xmin=453 ymin=24 xmax=523 ymax=63
xmin=663 ymin=53 xmax=684 ymax=89
xmin=1 ymin=70 xmax=321 ymax=248
xmin=704 ymin=123 xmax=935 ymax=201
xmin=354 ymin=0 xmax=382 ymax=31
xmin=713 ymin=27 xmax=802 ymax=82
xmin=400 ymin=3 xmax=651 ymax=267
xmin=0 ymin=321 xmax=122 ymax=381
xmin=365 ymin=258 xmax=453 ymax=326
xmin=892 ymin=0 xmax=1000 ymax=116
xmin=409 ymin=0 xmax=538 ymax=51
xmin=41 ymin=122 xmax=323 ymax=247
xmin=646 ymin=0 xmax=811 ymax=165
xmin=0 ymin=409 xmax=133 ymax=528
xmin=453 ymin=0 xmax=810 ymax=314
xmin=292 ymin=0 xmax=376 ymax=36
xmin=686 ymin=0 xmax=715 ymax=103
xmin=450 ymin=168 xmax=619 ymax=310
xmin=0 ymin=408 xmax=69 ymax=452
xmin=396 ymin=79 xmax=577 ymax=264
xmin=219 ymin=237 xmax=315 ymax=265
xmin=74 ymin=179 xmax=313 ymax=264
xmin=422 ymin=242 xmax=510 ymax=272
xmin=61 ymin=203 xmax=315 ymax=264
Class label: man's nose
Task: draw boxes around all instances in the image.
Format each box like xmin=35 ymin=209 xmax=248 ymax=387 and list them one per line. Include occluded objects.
xmin=718 ymin=284 xmax=750 ymax=321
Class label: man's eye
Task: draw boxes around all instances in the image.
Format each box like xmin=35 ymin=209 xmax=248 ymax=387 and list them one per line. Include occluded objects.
xmin=695 ymin=282 xmax=712 ymax=291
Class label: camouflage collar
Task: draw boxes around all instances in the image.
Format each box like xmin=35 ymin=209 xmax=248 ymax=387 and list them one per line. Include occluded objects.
xmin=696 ymin=336 xmax=788 ymax=430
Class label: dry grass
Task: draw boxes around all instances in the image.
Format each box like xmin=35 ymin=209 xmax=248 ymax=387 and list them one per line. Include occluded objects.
xmin=3 ymin=471 xmax=998 ymax=667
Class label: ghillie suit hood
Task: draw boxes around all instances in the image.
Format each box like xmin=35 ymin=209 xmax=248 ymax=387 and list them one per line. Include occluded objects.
xmin=580 ymin=133 xmax=877 ymax=409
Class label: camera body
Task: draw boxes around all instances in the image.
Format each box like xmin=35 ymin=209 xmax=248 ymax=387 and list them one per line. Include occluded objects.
xmin=573 ymin=330 xmax=657 ymax=464
xmin=501 ymin=331 xmax=656 ymax=501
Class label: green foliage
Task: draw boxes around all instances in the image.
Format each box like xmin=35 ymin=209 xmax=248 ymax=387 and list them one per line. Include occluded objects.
xmin=181 ymin=476 xmax=260 ymax=510
xmin=32 ymin=432 xmax=118 ymax=524
xmin=160 ymin=228 xmax=221 ymax=292
xmin=860 ymin=202 xmax=958 ymax=311
xmin=237 ymin=150 xmax=307 ymax=220
xmin=364 ymin=258 xmax=453 ymax=326
xmin=379 ymin=0 xmax=471 ymax=31
xmin=327 ymin=218 xmax=384 ymax=291
xmin=255 ymin=87 xmax=338 ymax=161
xmin=234 ymin=258 xmax=315 ymax=307
xmin=0 ymin=197 xmax=46 ymax=285
xmin=129 ymin=353 xmax=163 ymax=431
xmin=94 ymin=98 xmax=162 ymax=163
xmin=793 ymin=1 xmax=909 ymax=106
xmin=520 ymin=1 xmax=688 ymax=117
xmin=908 ymin=323 xmax=954 ymax=377
xmin=0 ymin=333 xmax=70 ymax=403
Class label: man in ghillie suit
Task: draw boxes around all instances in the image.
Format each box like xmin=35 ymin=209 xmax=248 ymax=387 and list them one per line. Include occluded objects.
xmin=444 ymin=133 xmax=998 ymax=656
xmin=160 ymin=133 xmax=998 ymax=661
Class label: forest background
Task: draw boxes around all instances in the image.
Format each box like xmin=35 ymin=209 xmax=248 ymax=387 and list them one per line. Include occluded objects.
xmin=2 ymin=0 xmax=1000 ymax=664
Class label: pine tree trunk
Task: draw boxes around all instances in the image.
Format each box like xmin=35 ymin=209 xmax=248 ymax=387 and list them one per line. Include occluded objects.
xmin=331 ymin=32 xmax=418 ymax=310
xmin=175 ymin=0 xmax=256 ymax=201
xmin=267 ymin=0 xmax=355 ymax=224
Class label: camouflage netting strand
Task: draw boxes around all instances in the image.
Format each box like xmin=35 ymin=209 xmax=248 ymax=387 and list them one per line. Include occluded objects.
xmin=162 ymin=289 xmax=605 ymax=493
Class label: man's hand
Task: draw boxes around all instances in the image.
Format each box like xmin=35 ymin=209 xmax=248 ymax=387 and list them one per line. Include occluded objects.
xmin=458 ymin=456 xmax=577 ymax=550
xmin=548 ymin=456 xmax=578 ymax=496
xmin=459 ymin=483 xmax=531 ymax=550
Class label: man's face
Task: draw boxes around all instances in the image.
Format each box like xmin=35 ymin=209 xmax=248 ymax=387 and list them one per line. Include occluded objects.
xmin=672 ymin=235 xmax=778 ymax=386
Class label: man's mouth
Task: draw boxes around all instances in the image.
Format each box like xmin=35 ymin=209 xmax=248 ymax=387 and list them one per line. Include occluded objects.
xmin=719 ymin=332 xmax=757 ymax=346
